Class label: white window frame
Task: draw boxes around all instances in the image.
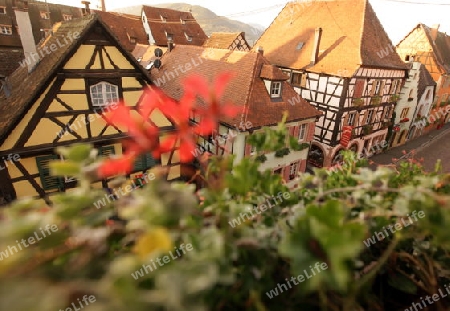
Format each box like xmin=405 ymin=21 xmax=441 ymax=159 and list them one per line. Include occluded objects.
xmin=40 ymin=11 xmax=50 ymax=20
xmin=347 ymin=112 xmax=357 ymax=126
xmin=0 ymin=7 xmax=6 ymax=14
xmin=160 ymin=15 xmax=167 ymax=22
xmin=180 ymin=18 xmax=186 ymax=24
xmin=0 ymin=25 xmax=12 ymax=35
xmin=165 ymin=31 xmax=173 ymax=40
xmin=270 ymin=81 xmax=282 ymax=98
xmin=366 ymin=109 xmax=374 ymax=124
xmin=289 ymin=162 xmax=298 ymax=180
xmin=90 ymin=81 xmax=119 ymax=108
xmin=298 ymin=124 xmax=307 ymax=141
xmin=185 ymin=32 xmax=192 ymax=42
xmin=400 ymin=107 xmax=409 ymax=119
xmin=63 ymin=14 xmax=72 ymax=21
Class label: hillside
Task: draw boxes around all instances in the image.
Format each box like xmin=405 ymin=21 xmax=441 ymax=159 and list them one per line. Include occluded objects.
xmin=113 ymin=3 xmax=263 ymax=46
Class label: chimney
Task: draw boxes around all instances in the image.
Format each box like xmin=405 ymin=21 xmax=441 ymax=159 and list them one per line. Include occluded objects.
xmin=168 ymin=38 xmax=174 ymax=52
xmin=81 ymin=1 xmax=91 ymax=16
xmin=430 ymin=24 xmax=440 ymax=42
xmin=100 ymin=0 xmax=106 ymax=12
xmin=13 ymin=0 xmax=39 ymax=73
xmin=257 ymin=46 xmax=264 ymax=55
xmin=310 ymin=27 xmax=322 ymax=65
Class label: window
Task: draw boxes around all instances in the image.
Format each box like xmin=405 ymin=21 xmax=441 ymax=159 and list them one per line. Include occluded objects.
xmin=347 ymin=112 xmax=357 ymax=126
xmin=0 ymin=7 xmax=6 ymax=14
xmin=142 ymin=15 xmax=146 ymax=23
xmin=36 ymin=155 xmax=63 ymax=191
xmin=426 ymin=89 xmax=432 ymax=100
xmin=160 ymin=15 xmax=167 ymax=22
xmin=408 ymin=89 xmax=414 ymax=100
xmin=165 ymin=32 xmax=173 ymax=40
xmin=371 ymin=80 xmax=384 ymax=96
xmin=390 ymin=79 xmax=400 ymax=94
xmin=289 ymin=162 xmax=299 ymax=180
xmin=185 ymin=32 xmax=192 ymax=42
xmin=90 ymin=81 xmax=119 ymax=108
xmin=273 ymin=167 xmax=282 ymax=175
xmin=63 ymin=14 xmax=72 ymax=21
xmin=40 ymin=11 xmax=50 ymax=19
xmin=400 ymin=108 xmax=409 ymax=119
xmin=133 ymin=153 xmax=157 ymax=172
xmin=270 ymin=82 xmax=282 ymax=98
xmin=291 ymin=72 xmax=306 ymax=87
xmin=384 ymin=107 xmax=391 ymax=120
xmin=0 ymin=26 xmax=12 ymax=35
xmin=298 ymin=124 xmax=307 ymax=141
xmin=366 ymin=109 xmax=374 ymax=124
xmin=180 ymin=18 xmax=186 ymax=24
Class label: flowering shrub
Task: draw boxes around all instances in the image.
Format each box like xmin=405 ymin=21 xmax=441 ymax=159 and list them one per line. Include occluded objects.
xmin=1 ymin=75 xmax=450 ymax=311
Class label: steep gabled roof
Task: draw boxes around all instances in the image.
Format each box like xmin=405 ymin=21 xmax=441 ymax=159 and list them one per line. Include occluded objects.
xmin=94 ymin=11 xmax=148 ymax=51
xmin=418 ymin=63 xmax=436 ymax=100
xmin=253 ymin=0 xmax=407 ymax=76
xmin=0 ymin=14 xmax=152 ymax=144
xmin=149 ymin=45 xmax=321 ymax=129
xmin=203 ymin=32 xmax=247 ymax=49
xmin=142 ymin=6 xmax=207 ymax=46
xmin=422 ymin=24 xmax=450 ymax=74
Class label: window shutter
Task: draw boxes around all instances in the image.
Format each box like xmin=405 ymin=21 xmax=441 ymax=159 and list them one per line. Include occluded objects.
xmin=133 ymin=153 xmax=156 ymax=172
xmin=283 ymin=166 xmax=290 ymax=182
xmin=306 ymin=122 xmax=315 ymax=141
xmin=36 ymin=155 xmax=63 ymax=190
xmin=244 ymin=144 xmax=252 ymax=156
xmin=99 ymin=145 xmax=115 ymax=157
xmin=293 ymin=125 xmax=300 ymax=139
xmin=353 ymin=79 xmax=365 ymax=98
xmin=299 ymin=159 xmax=307 ymax=173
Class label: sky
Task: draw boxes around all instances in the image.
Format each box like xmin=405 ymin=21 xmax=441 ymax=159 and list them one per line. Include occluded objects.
xmin=38 ymin=0 xmax=450 ymax=44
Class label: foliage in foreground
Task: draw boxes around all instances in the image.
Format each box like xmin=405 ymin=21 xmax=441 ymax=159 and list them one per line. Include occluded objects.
xmin=1 ymin=127 xmax=450 ymax=311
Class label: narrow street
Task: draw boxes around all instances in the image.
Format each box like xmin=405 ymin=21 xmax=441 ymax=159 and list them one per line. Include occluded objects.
xmin=370 ymin=123 xmax=450 ymax=173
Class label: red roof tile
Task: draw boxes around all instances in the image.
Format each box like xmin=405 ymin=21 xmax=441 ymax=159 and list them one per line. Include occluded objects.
xmin=260 ymin=64 xmax=289 ymax=81
xmin=149 ymin=45 xmax=321 ymax=128
xmin=142 ymin=6 xmax=207 ymax=47
xmin=95 ymin=11 xmax=148 ymax=52
xmin=254 ymin=0 xmax=407 ymax=77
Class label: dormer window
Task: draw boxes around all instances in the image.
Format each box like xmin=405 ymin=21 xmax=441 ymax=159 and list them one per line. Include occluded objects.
xmin=185 ymin=32 xmax=192 ymax=42
xmin=90 ymin=81 xmax=119 ymax=108
xmin=40 ymin=11 xmax=50 ymax=20
xmin=165 ymin=32 xmax=173 ymax=41
xmin=0 ymin=7 xmax=6 ymax=14
xmin=180 ymin=18 xmax=186 ymax=24
xmin=63 ymin=14 xmax=72 ymax=21
xmin=0 ymin=26 xmax=12 ymax=35
xmin=160 ymin=15 xmax=167 ymax=22
xmin=270 ymin=82 xmax=282 ymax=98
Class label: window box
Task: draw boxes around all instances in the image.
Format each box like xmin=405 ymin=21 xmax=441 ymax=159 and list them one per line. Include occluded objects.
xmin=371 ymin=96 xmax=382 ymax=106
xmin=352 ymin=98 xmax=364 ymax=107
xmin=362 ymin=125 xmax=373 ymax=135
xmin=275 ymin=147 xmax=290 ymax=158
xmin=389 ymin=94 xmax=400 ymax=103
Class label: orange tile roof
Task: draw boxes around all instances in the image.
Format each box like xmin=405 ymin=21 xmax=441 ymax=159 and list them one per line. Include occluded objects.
xmin=142 ymin=6 xmax=207 ymax=46
xmin=254 ymin=0 xmax=407 ymax=77
xmin=149 ymin=45 xmax=321 ymax=128
xmin=95 ymin=11 xmax=148 ymax=51
xmin=203 ymin=32 xmax=243 ymax=49
xmin=260 ymin=64 xmax=289 ymax=80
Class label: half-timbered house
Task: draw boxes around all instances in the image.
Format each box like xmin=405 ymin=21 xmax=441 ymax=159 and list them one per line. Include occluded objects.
xmin=149 ymin=45 xmax=321 ymax=188
xmin=391 ymin=62 xmax=436 ymax=146
xmin=203 ymin=32 xmax=251 ymax=51
xmin=0 ymin=14 xmax=180 ymax=205
xmin=396 ymin=24 xmax=450 ymax=132
xmin=253 ymin=0 xmax=408 ymax=168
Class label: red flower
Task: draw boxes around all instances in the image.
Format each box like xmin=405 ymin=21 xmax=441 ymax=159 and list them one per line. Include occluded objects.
xmin=183 ymin=73 xmax=240 ymax=134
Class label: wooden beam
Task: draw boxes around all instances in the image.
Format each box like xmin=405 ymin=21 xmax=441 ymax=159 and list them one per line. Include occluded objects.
xmin=13 ymin=160 xmax=52 ymax=205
